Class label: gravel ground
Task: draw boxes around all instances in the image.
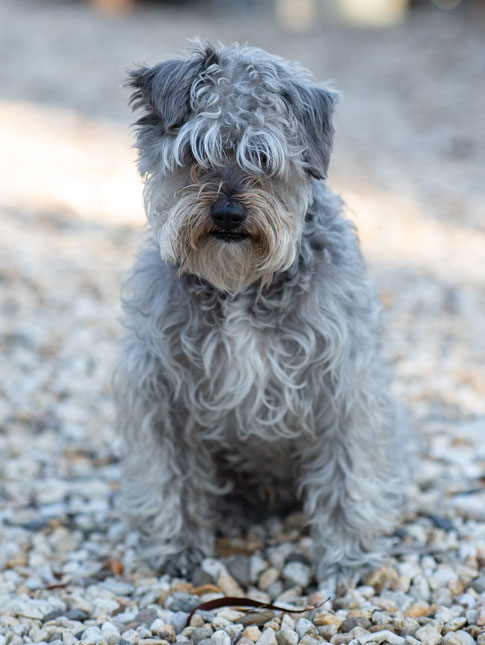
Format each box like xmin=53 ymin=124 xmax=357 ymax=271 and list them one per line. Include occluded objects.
xmin=1 ymin=1 xmax=485 ymax=644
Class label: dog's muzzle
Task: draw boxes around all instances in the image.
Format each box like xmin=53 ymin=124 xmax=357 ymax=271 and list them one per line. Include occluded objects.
xmin=210 ymin=198 xmax=248 ymax=242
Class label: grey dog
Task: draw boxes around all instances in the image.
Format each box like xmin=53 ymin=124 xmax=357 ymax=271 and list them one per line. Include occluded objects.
xmin=115 ymin=42 xmax=402 ymax=581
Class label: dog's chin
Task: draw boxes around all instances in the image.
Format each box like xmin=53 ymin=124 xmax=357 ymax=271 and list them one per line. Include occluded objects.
xmin=178 ymin=234 xmax=276 ymax=294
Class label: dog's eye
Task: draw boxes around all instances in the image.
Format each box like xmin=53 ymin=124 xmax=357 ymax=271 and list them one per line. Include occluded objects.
xmin=259 ymin=153 xmax=269 ymax=173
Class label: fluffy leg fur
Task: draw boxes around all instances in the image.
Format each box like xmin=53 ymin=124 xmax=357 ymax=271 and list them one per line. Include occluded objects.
xmin=297 ymin=370 xmax=397 ymax=580
xmin=114 ymin=343 xmax=230 ymax=574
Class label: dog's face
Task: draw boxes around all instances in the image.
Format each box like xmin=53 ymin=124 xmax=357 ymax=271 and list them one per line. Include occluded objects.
xmin=129 ymin=44 xmax=337 ymax=293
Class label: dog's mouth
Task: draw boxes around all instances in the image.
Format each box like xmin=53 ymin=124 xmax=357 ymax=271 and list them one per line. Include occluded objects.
xmin=210 ymin=230 xmax=249 ymax=243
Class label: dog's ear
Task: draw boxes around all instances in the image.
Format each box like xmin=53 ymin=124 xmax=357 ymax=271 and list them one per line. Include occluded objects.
xmin=283 ymin=82 xmax=339 ymax=180
xmin=128 ymin=57 xmax=204 ymax=131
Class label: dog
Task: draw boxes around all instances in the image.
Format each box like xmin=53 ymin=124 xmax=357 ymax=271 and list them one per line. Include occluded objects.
xmin=115 ymin=42 xmax=402 ymax=581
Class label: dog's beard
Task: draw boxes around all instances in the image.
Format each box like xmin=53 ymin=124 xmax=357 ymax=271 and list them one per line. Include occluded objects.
xmin=157 ymin=184 xmax=299 ymax=294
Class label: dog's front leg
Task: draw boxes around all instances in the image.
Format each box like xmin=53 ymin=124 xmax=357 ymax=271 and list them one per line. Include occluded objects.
xmin=122 ymin=418 xmax=222 ymax=574
xmin=297 ymin=385 xmax=395 ymax=581
xmin=115 ymin=350 xmax=221 ymax=575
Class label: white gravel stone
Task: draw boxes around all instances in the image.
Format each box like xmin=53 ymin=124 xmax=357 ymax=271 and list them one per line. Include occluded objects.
xmin=201 ymin=558 xmax=226 ymax=580
xmin=414 ymin=624 xmax=441 ymax=645
xmin=441 ymin=632 xmax=476 ymax=645
xmin=250 ymin=555 xmax=269 ymax=583
xmin=299 ymin=636 xmax=321 ymax=645
xmin=456 ymin=594 xmax=476 ymax=608
xmin=464 ymin=609 xmax=477 ymax=624
xmin=256 ymin=628 xmax=278 ymax=645
xmin=224 ymin=623 xmax=244 ymax=638
xmin=443 ymin=617 xmax=467 ymax=633
xmin=275 ymin=625 xmax=299 ymax=645
xmin=259 ymin=567 xmax=280 ymax=591
xmin=101 ymin=621 xmax=121 ymax=644
xmin=353 ymin=631 xmax=405 ymax=645
xmin=295 ymin=618 xmax=315 ymax=639
xmin=212 ymin=629 xmax=232 ymax=645
xmin=137 ymin=625 xmax=152 ymax=638
xmin=10 ymin=637 xmax=23 ymax=645
xmin=102 ymin=578 xmax=135 ymax=595
xmin=435 ymin=607 xmax=455 ymax=623
xmin=81 ymin=626 xmax=104 ymax=644
xmin=122 ymin=629 xmax=141 ymax=643
xmin=282 ymin=562 xmax=312 ymax=588
xmin=93 ymin=597 xmax=120 ymax=617
xmin=281 ymin=615 xmax=295 ymax=630
xmin=151 ymin=622 xmax=176 ymax=642
xmin=216 ymin=609 xmax=245 ymax=622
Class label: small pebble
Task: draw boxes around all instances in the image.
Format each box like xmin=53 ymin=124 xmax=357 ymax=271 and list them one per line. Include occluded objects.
xmin=170 ymin=613 xmax=190 ymax=634
xmin=136 ymin=609 xmax=159 ymax=626
xmin=211 ymin=630 xmax=232 ymax=645
xmin=225 ymin=623 xmax=244 ymax=638
xmin=212 ymin=617 xmax=230 ymax=630
xmin=275 ymin=626 xmax=298 ymax=645
xmin=259 ymin=568 xmax=280 ymax=591
xmin=167 ymin=594 xmax=200 ymax=613
xmin=122 ymin=629 xmax=141 ymax=644
xmin=282 ymin=562 xmax=311 ymax=588
xmin=295 ymin=618 xmax=316 ymax=639
xmin=299 ymin=636 xmax=321 ymax=645
xmin=241 ymin=627 xmax=263 ymax=642
xmin=191 ymin=626 xmax=213 ymax=644
xmin=356 ymin=631 xmax=404 ymax=645
xmin=65 ymin=608 xmax=90 ymax=621
xmin=81 ymin=626 xmax=104 ymax=644
xmin=255 ymin=628 xmax=277 ymax=645
xmin=102 ymin=621 xmax=122 ymax=644
xmin=477 ymin=607 xmax=485 ymax=626
xmin=217 ymin=609 xmax=245 ymax=622
xmin=414 ymin=624 xmax=441 ymax=645
xmin=313 ymin=613 xmax=342 ymax=629
xmin=250 ymin=556 xmax=268 ymax=584
xmin=239 ymin=639 xmax=255 ymax=645
xmin=225 ymin=555 xmax=251 ymax=588
xmin=152 ymin=621 xmax=173 ymax=640
xmin=441 ymin=632 xmax=476 ymax=645
xmin=138 ymin=626 xmax=153 ymax=639
xmin=443 ymin=617 xmax=467 ymax=633
xmin=217 ymin=570 xmax=244 ymax=597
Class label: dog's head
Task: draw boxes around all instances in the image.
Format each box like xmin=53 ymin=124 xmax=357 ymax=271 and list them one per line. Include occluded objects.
xmin=128 ymin=43 xmax=338 ymax=293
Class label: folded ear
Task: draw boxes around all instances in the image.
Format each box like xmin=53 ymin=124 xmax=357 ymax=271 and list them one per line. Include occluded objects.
xmin=283 ymin=81 xmax=339 ymax=180
xmin=127 ymin=57 xmax=204 ymax=131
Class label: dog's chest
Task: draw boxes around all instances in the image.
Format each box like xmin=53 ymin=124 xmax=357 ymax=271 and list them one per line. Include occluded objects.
xmin=211 ymin=297 xmax=271 ymax=400
xmin=220 ymin=298 xmax=268 ymax=376
xmin=188 ymin=295 xmax=312 ymax=440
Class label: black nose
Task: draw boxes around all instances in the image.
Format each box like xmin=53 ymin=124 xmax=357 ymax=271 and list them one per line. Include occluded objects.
xmin=210 ymin=199 xmax=246 ymax=231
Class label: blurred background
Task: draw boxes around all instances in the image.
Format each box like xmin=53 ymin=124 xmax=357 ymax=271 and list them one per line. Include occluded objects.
xmin=1 ymin=0 xmax=484 ymax=537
